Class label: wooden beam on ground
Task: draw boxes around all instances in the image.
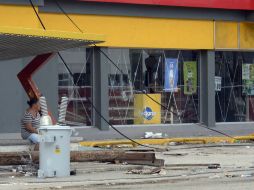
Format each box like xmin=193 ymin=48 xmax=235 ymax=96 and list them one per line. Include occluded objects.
xmin=0 ymin=151 xmax=164 ymax=167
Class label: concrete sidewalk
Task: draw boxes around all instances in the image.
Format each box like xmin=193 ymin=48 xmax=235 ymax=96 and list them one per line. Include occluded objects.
xmin=0 ymin=143 xmax=254 ymax=190
xmin=53 ymin=123 xmax=254 ymax=140
xmin=1 ymin=123 xmax=254 ymax=144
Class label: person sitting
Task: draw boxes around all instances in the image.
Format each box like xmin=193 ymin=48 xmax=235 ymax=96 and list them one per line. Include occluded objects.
xmin=21 ymin=98 xmax=41 ymax=144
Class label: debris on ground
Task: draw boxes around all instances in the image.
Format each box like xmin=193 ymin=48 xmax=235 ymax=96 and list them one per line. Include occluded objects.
xmin=225 ymin=173 xmax=240 ymax=178
xmin=144 ymin=132 xmax=168 ymax=139
xmin=0 ymin=143 xmax=254 ymax=189
xmin=126 ymin=167 xmax=164 ymax=175
xmin=0 ymin=150 xmax=165 ymax=167
xmin=168 ymin=142 xmax=183 ymax=146
xmin=207 ymin=164 xmax=221 ymax=169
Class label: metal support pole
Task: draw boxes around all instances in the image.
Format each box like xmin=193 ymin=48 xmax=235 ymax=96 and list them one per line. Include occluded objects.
xmin=200 ymin=51 xmax=216 ymax=127
xmin=93 ymin=47 xmax=109 ymax=130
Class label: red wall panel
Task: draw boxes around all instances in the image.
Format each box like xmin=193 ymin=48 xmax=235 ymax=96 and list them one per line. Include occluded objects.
xmin=78 ymin=0 xmax=254 ymax=10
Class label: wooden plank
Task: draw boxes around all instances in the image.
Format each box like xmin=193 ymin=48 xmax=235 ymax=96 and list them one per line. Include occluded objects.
xmin=125 ymin=159 xmax=165 ymax=167
xmin=118 ymin=152 xmax=155 ymax=161
xmin=0 ymin=151 xmax=161 ymax=166
xmin=70 ymin=150 xmax=125 ymax=162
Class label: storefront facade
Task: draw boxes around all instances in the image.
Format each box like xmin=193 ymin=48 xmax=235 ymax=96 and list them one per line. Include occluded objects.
xmin=1 ymin=0 xmax=254 ymax=135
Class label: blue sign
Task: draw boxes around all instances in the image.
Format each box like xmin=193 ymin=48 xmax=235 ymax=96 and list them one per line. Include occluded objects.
xmin=141 ymin=107 xmax=156 ymax=120
xmin=164 ymin=58 xmax=178 ymax=92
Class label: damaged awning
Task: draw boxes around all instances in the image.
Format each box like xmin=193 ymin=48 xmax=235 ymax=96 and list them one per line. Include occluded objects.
xmin=0 ymin=26 xmax=104 ymax=60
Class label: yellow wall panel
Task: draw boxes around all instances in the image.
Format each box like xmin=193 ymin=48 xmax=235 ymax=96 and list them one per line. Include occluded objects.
xmin=0 ymin=5 xmax=40 ymax=28
xmin=40 ymin=13 xmax=214 ymax=49
xmin=1 ymin=6 xmax=247 ymax=50
xmin=40 ymin=13 xmax=80 ymax=32
xmin=240 ymin=22 xmax=254 ymax=49
xmin=215 ymin=21 xmax=238 ymax=49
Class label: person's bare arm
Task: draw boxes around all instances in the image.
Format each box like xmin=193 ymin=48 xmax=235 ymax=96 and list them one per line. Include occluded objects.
xmin=24 ymin=123 xmax=38 ymax=134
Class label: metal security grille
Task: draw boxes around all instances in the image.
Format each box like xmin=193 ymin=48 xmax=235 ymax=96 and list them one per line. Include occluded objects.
xmin=215 ymin=51 xmax=254 ymax=122
xmin=58 ymin=48 xmax=93 ymax=126
xmin=107 ymin=48 xmax=200 ymax=125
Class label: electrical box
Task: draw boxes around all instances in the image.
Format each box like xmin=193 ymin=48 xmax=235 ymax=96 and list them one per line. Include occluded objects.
xmin=37 ymin=125 xmax=72 ymax=178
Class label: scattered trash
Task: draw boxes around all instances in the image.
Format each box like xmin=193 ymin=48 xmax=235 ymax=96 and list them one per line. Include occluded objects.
xmin=208 ymin=164 xmax=221 ymax=169
xmin=168 ymin=142 xmax=184 ymax=146
xmin=115 ymin=144 xmax=134 ymax=148
xmin=144 ymin=132 xmax=168 ymax=139
xmin=144 ymin=132 xmax=163 ymax=139
xmin=24 ymin=172 xmax=33 ymax=177
xmin=168 ymin=142 xmax=177 ymax=146
xmin=163 ymin=153 xmax=188 ymax=157
xmin=70 ymin=169 xmax=77 ymax=176
xmin=126 ymin=167 xmax=162 ymax=175
xmin=13 ymin=164 xmax=38 ymax=176
xmin=225 ymin=173 xmax=238 ymax=178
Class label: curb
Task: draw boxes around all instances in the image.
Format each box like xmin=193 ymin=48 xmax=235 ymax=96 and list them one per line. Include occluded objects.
xmin=79 ymin=135 xmax=254 ymax=147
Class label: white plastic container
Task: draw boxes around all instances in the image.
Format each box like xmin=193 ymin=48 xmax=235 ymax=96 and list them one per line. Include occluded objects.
xmin=38 ymin=125 xmax=72 ymax=178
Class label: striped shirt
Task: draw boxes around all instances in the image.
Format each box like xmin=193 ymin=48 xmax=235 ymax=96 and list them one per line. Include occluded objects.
xmin=21 ymin=111 xmax=40 ymax=139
